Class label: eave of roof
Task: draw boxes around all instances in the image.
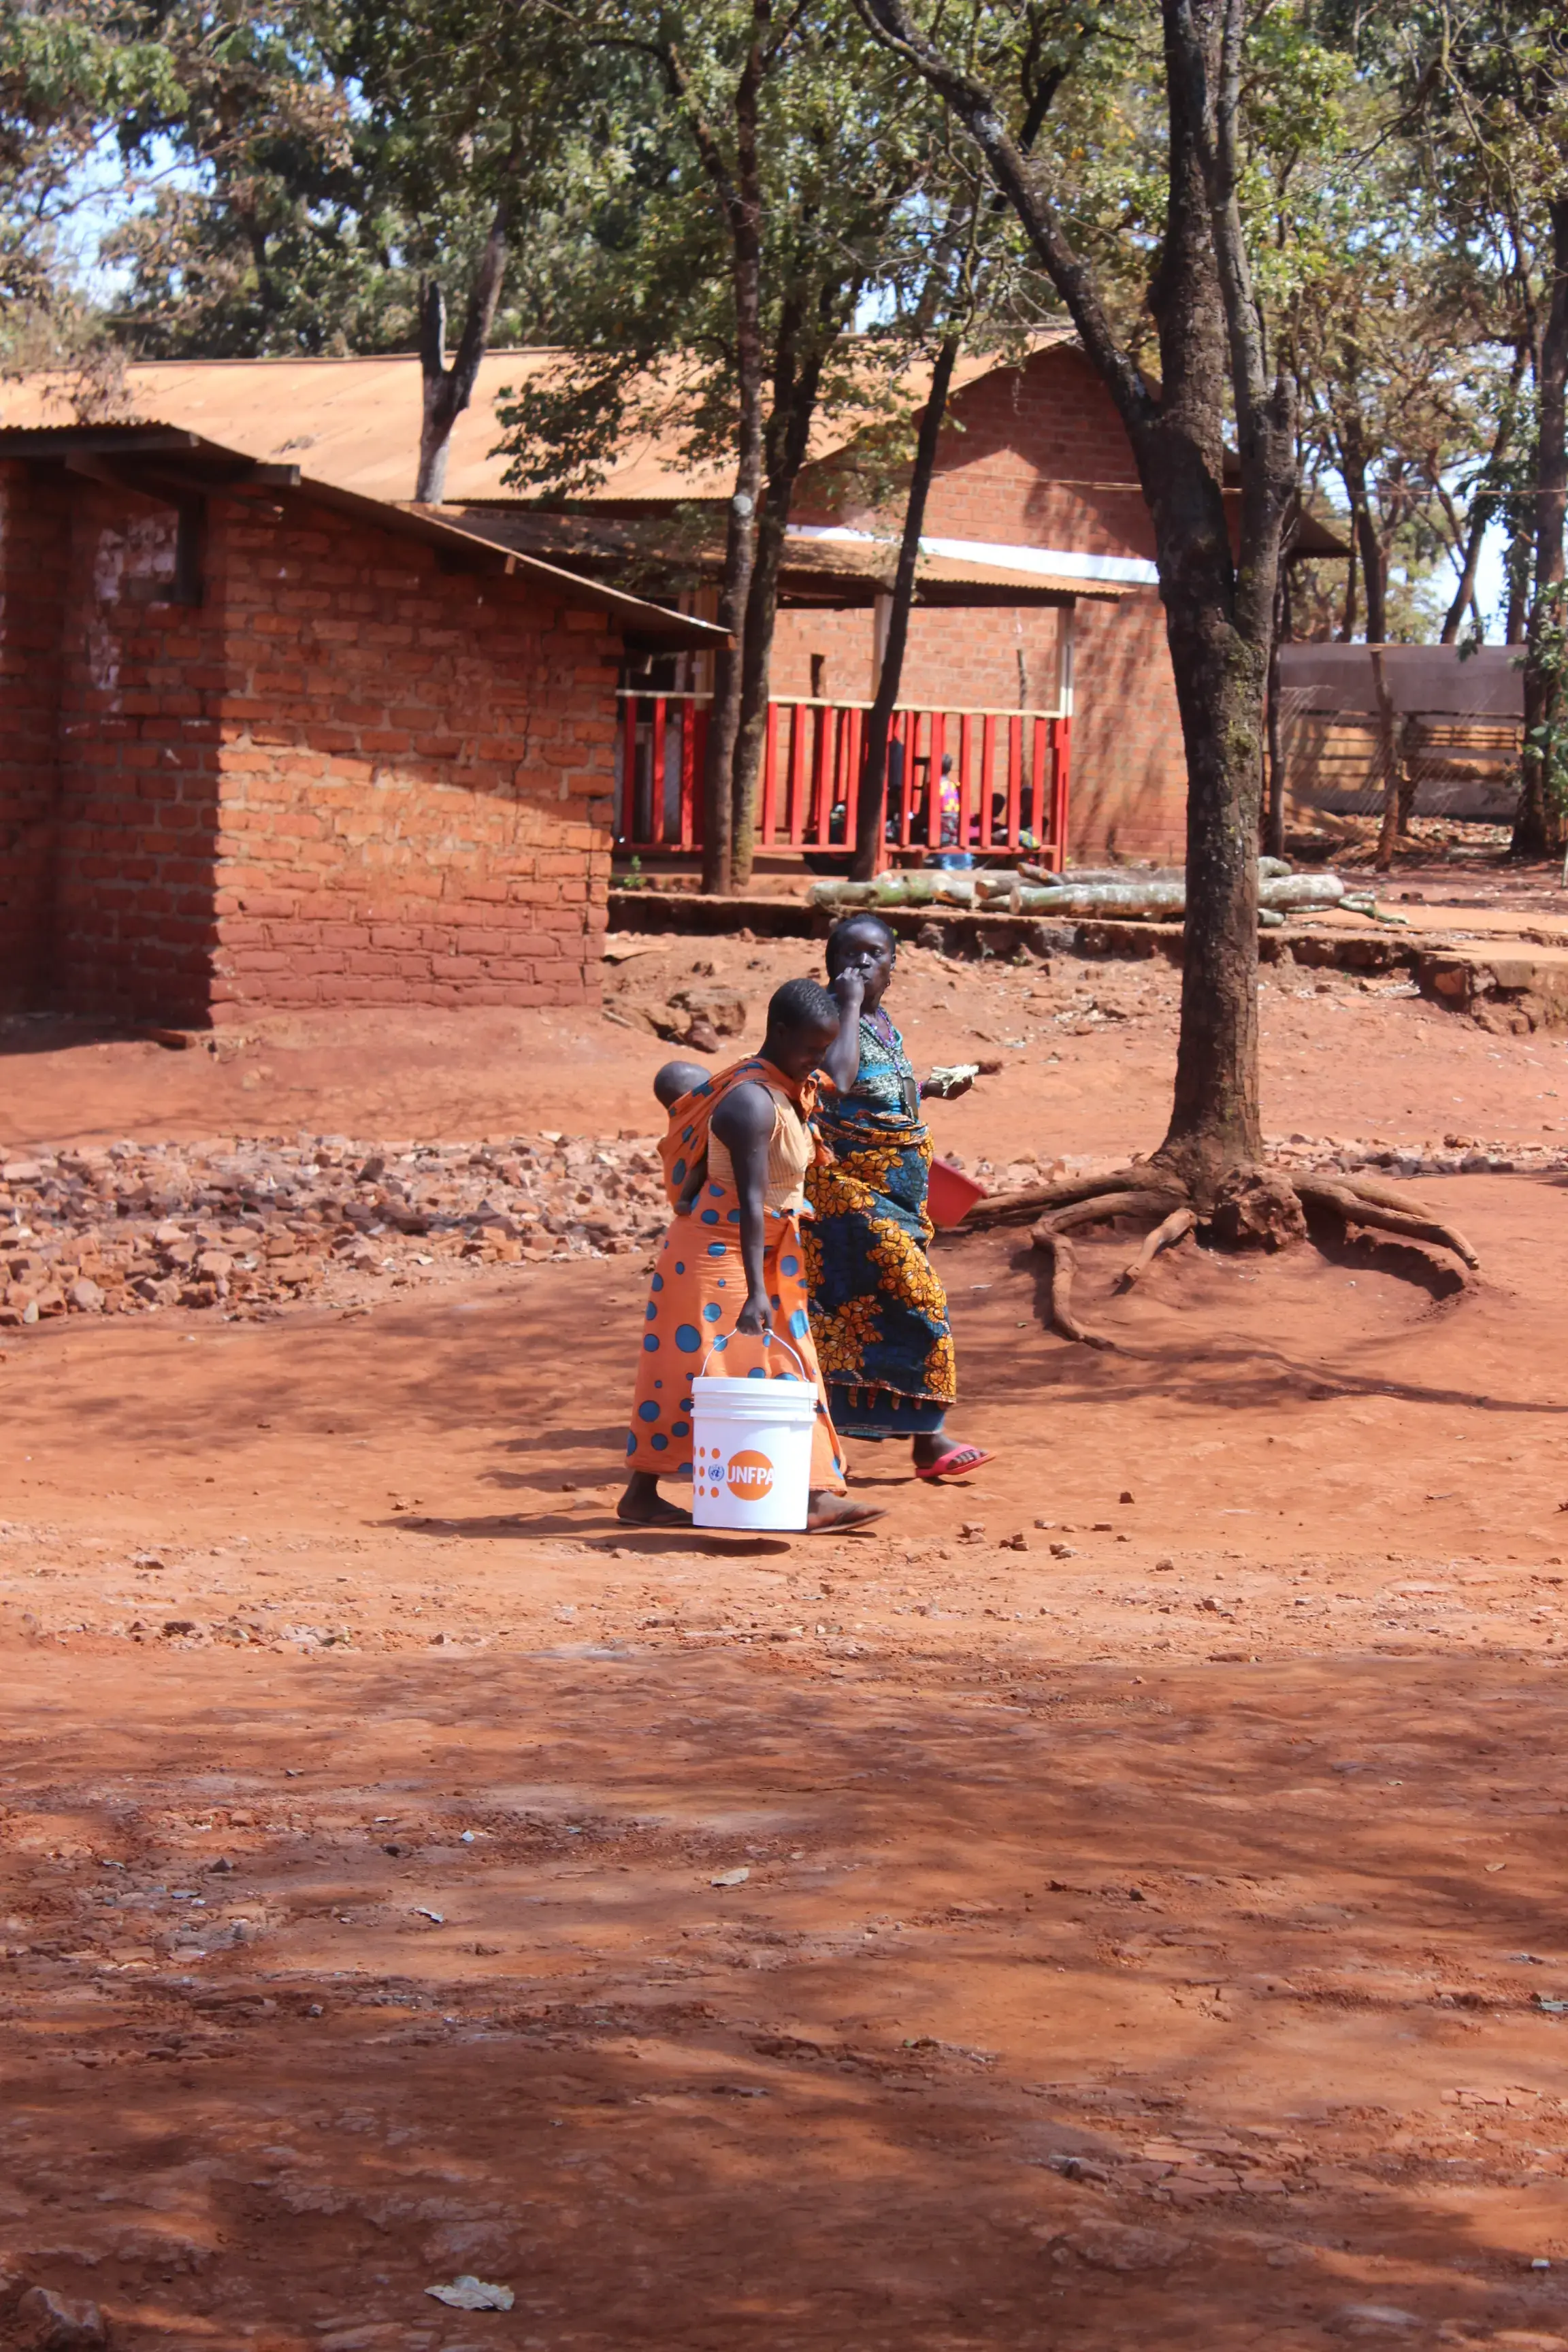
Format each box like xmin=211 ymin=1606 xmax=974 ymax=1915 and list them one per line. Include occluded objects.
xmin=0 ymin=422 xmax=725 ymax=651
xmin=433 ymin=506 xmax=1134 ymax=608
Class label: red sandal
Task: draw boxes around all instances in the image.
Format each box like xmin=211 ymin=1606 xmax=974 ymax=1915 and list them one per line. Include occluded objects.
xmin=914 ymin=1445 xmax=996 ymax=1482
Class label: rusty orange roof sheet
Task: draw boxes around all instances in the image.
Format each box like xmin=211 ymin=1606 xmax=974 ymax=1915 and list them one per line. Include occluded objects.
xmin=0 ymin=338 xmax=1076 ymax=508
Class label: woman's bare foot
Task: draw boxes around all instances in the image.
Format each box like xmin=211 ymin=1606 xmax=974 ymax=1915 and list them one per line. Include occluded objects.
xmin=805 ymin=1489 xmax=887 ymax=1532
xmin=617 ymin=1473 xmax=692 ymax=1527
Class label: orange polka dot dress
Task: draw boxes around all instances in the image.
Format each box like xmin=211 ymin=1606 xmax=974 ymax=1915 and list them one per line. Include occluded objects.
xmin=626 ymin=1098 xmax=846 ymax=1492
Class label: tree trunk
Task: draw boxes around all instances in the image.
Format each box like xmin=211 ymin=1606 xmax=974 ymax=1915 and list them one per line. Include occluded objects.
xmin=1147 ymin=0 xmax=1287 ymax=1201
xmin=854 ymin=0 xmax=1293 ymax=1198
xmin=730 ymin=322 xmax=830 ymax=891
xmin=1355 ymin=499 xmax=1387 ymax=647
xmin=673 ymin=17 xmax=767 ymax=897
xmin=1439 ymin=508 xmax=1489 ymax=645
xmin=1339 ymin=527 xmax=1358 ymax=640
xmin=414 ymin=195 xmax=512 ymax=504
xmin=1512 ymin=196 xmax=1568 ymax=862
xmin=851 ymin=330 xmax=960 ymax=879
xmin=1435 ymin=330 xmax=1529 ymax=653
xmin=697 ymin=213 xmax=764 ymax=899
xmin=1372 ymin=644 xmax=1403 ymax=869
xmin=1155 ymin=471 xmax=1269 ymax=1198
xmin=1264 ymin=546 xmax=1291 ymax=859
xmin=702 ymin=495 xmax=757 ymax=895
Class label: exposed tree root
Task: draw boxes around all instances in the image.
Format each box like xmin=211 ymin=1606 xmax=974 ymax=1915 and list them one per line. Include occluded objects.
xmin=1120 ymin=1203 xmax=1197 ymax=1288
xmin=1033 ymin=1227 xmax=1102 ymax=1348
xmin=1291 ymin=1177 xmax=1482 ymax=1270
xmin=958 ymin=1160 xmax=1481 ymax=1348
xmin=964 ymin=1170 xmax=1162 ymax=1230
xmin=1029 ymin=1187 xmax=1185 ymax=1350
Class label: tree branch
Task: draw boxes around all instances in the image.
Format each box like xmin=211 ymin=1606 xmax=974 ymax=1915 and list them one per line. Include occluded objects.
xmin=852 ymin=0 xmax=1154 ymax=443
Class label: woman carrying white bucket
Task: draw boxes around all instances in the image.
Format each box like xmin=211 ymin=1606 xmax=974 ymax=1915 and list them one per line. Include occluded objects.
xmin=618 ymin=978 xmax=885 ymax=1535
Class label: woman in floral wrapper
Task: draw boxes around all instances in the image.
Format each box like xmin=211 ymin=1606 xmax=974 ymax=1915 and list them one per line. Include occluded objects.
xmin=805 ymin=915 xmax=994 ymax=1482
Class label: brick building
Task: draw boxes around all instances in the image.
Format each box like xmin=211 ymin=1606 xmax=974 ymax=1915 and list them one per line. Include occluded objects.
xmin=774 ymin=338 xmax=1179 ymax=858
xmin=0 ymin=423 xmax=716 ymax=1024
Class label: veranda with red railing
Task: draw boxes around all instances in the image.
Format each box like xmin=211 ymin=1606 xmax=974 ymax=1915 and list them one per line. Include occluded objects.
xmin=614 ymin=693 xmax=1071 ymax=871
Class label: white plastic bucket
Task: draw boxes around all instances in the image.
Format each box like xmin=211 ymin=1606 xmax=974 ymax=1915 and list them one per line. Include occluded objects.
xmin=691 ymin=1335 xmax=816 ymax=1532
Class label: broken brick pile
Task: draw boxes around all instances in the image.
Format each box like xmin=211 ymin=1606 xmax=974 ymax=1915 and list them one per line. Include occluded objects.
xmin=0 ymin=1133 xmax=673 ymax=1324
xmin=5 ymin=1124 xmax=1565 ymax=1329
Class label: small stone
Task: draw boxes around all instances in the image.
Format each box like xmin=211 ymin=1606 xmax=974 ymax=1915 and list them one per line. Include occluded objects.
xmin=1120 ymin=1490 xmax=1134 ymax=1503
xmin=425 ymin=2276 xmax=514 ymax=2312
xmin=1042 ymin=2220 xmax=1190 ymax=2272
xmin=1050 ymin=1541 xmax=1078 ymax=1558
xmin=1003 ymin=1533 xmax=1028 ymax=1551
xmin=16 ymin=2285 xmax=109 ymax=2348
xmin=710 ymin=1866 xmax=749 ymax=1888
xmin=196 ymin=1250 xmax=233 ymax=1279
xmin=1154 ymin=1556 xmax=1175 ymax=1571
xmin=67 ymin=1278 xmax=105 ymax=1313
xmin=960 ymin=1520 xmax=986 ymax=1541
xmin=2 ymin=1160 xmax=44 ymax=1184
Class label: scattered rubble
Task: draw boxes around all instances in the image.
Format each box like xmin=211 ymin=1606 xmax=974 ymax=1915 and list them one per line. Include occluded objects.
xmin=2 ymin=1116 xmax=1563 ymax=1329
xmin=0 ymin=1134 xmax=671 ymax=1324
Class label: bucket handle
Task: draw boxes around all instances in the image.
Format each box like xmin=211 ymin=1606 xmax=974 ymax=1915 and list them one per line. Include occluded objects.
xmin=699 ymin=1327 xmax=810 ymax=1384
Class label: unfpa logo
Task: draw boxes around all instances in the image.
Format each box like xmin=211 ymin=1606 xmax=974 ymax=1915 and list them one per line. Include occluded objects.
xmin=725 ymin=1449 xmax=775 ymax=1501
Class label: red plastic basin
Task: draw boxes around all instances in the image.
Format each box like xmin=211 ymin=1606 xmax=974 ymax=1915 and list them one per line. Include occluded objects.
xmin=927 ymin=1158 xmax=988 ymax=1229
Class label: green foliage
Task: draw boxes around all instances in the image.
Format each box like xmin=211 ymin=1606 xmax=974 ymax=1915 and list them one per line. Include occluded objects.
xmin=0 ymin=0 xmax=182 ymax=334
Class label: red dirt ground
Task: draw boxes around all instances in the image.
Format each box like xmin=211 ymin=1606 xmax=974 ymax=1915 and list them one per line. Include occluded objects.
xmin=2 ymin=936 xmax=1567 ymax=2352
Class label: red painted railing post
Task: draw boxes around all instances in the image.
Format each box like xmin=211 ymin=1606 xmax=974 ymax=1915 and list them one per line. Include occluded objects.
xmin=787 ymin=704 xmax=807 ymax=844
xmin=896 ymin=710 xmax=915 ymax=848
xmin=1006 ymin=715 xmax=1022 ymax=848
xmin=846 ymin=708 xmax=868 ymax=864
xmin=807 ymin=706 xmax=828 ymax=843
xmin=691 ymin=704 xmax=708 ymax=852
xmin=979 ymin=714 xmax=996 ymax=848
xmin=762 ymin=702 xmax=779 ymax=849
xmin=1030 ymin=717 xmax=1049 ymax=858
xmin=928 ymin=712 xmax=946 ymax=845
xmin=679 ymin=700 xmax=696 ymax=851
xmin=650 ymin=697 xmax=668 ymax=845
xmin=1049 ymin=715 xmax=1072 ymax=872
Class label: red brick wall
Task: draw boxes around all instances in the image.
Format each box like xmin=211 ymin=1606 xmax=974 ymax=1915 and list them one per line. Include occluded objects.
xmin=772 ymin=344 xmax=1189 ymax=862
xmin=0 ymin=470 xmax=617 ymax=1024
xmin=210 ymin=495 xmax=617 ymax=1019
xmin=0 ymin=462 xmax=70 ymax=1011
xmin=3 ymin=472 xmax=227 ymax=1024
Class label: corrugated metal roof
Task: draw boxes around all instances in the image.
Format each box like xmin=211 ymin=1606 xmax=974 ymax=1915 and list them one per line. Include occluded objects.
xmin=0 ymin=421 xmax=727 ymax=649
xmin=0 ymin=340 xmax=1073 ymax=508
